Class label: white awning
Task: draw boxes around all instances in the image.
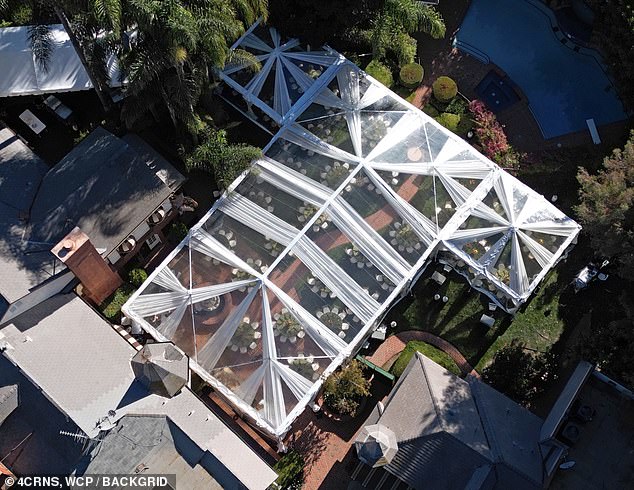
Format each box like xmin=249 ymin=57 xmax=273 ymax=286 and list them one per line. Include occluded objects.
xmin=0 ymin=24 xmax=122 ymax=97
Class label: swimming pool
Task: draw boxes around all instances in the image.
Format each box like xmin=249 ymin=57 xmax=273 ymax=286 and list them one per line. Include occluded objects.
xmin=454 ymin=0 xmax=627 ymax=139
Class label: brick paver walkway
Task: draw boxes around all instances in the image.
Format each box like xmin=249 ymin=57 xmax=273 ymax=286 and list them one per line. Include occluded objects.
xmin=366 ymin=330 xmax=479 ymax=378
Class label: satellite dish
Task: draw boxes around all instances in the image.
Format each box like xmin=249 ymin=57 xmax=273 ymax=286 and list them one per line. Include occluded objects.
xmin=96 ymin=247 xmax=107 ymax=255
xmin=559 ymin=461 xmax=576 ymax=470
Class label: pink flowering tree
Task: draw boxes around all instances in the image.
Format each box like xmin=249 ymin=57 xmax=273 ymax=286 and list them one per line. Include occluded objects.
xmin=469 ymin=100 xmax=522 ymax=170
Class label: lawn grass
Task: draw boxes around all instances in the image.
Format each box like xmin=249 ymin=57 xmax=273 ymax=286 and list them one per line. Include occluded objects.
xmin=386 ymin=269 xmax=510 ymax=367
xmin=390 ymin=340 xmax=461 ymax=377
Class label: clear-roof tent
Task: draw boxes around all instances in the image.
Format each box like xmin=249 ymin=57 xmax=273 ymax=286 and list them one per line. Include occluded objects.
xmin=123 ymin=24 xmax=580 ymax=440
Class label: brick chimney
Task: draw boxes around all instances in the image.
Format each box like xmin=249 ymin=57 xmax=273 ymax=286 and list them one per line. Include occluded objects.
xmin=51 ymin=227 xmax=122 ymax=305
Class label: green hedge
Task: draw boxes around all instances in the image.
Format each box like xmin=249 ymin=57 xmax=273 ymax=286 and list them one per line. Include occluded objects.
xmin=399 ymin=63 xmax=424 ymax=89
xmin=391 ymin=341 xmax=461 ymax=377
xmin=100 ymin=284 xmax=136 ymax=322
xmin=128 ymin=268 xmax=148 ymax=287
xmin=365 ymin=60 xmax=394 ymax=88
xmin=434 ymin=112 xmax=461 ymax=132
xmin=432 ymin=76 xmax=458 ymax=102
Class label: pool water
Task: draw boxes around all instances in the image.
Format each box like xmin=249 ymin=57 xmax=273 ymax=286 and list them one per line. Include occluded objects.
xmin=455 ymin=0 xmax=627 ymax=139
xmin=476 ymin=71 xmax=520 ymax=113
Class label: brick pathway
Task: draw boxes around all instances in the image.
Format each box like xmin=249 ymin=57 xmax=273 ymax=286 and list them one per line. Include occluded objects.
xmin=366 ymin=330 xmax=479 ymax=378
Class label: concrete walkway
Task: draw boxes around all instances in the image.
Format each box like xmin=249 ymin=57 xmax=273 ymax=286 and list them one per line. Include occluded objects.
xmin=366 ymin=330 xmax=479 ymax=377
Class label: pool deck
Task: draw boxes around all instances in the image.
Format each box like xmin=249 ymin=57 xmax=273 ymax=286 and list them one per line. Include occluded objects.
xmin=413 ymin=0 xmax=629 ymax=152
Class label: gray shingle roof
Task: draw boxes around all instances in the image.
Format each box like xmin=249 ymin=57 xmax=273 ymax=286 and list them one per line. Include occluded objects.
xmin=0 ymin=128 xmax=55 ymax=304
xmin=372 ymin=352 xmax=545 ymax=489
xmin=26 ymin=127 xmax=185 ymax=257
xmin=76 ymin=415 xmax=224 ymax=489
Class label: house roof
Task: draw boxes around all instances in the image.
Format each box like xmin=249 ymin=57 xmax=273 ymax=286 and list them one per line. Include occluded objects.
xmin=0 ymin=356 xmax=85 ymax=475
xmin=76 ymin=415 xmax=224 ymax=489
xmin=26 ymin=127 xmax=185 ymax=258
xmin=0 ymin=293 xmax=276 ymax=489
xmin=369 ymin=352 xmax=545 ymax=489
xmin=0 ymin=25 xmax=122 ymax=97
xmin=0 ymin=128 xmax=56 ymax=304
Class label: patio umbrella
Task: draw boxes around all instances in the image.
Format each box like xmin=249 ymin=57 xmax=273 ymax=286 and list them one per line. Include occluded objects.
xmin=131 ymin=342 xmax=188 ymax=397
xmin=354 ymin=424 xmax=398 ymax=467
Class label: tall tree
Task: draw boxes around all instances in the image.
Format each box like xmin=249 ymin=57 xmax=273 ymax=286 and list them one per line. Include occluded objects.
xmin=364 ymin=0 xmax=445 ymax=64
xmin=482 ymin=340 xmax=557 ymax=406
xmin=119 ymin=0 xmax=267 ymax=129
xmin=269 ymin=0 xmax=382 ymax=48
xmin=21 ymin=0 xmax=119 ymax=112
xmin=575 ymin=131 xmax=634 ymax=279
xmin=585 ymin=0 xmax=634 ymax=110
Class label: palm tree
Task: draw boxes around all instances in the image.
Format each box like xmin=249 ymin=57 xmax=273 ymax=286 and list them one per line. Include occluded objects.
xmin=119 ymin=0 xmax=267 ymax=129
xmin=365 ymin=0 xmax=445 ymax=64
xmin=22 ymin=0 xmax=119 ymax=113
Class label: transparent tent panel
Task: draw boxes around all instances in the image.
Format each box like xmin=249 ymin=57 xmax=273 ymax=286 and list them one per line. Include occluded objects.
xmin=265 ymin=136 xmax=357 ymax=190
xmin=201 ymin=210 xmax=284 ymax=271
xmin=125 ymin=25 xmax=581 ymax=438
xmin=343 ymin=169 xmax=432 ymax=264
xmin=267 ymin=253 xmax=365 ymax=342
xmin=303 ymin=215 xmax=396 ymax=304
xmin=298 ymin=114 xmax=356 ymax=156
xmin=233 ymin=173 xmax=308 ymax=231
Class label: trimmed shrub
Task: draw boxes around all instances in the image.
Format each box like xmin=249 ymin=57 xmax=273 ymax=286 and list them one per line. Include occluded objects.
xmin=423 ymin=104 xmax=440 ymax=118
xmin=365 ymin=60 xmax=394 ymax=88
xmin=399 ymin=63 xmax=424 ymax=89
xmin=100 ymin=284 xmax=135 ymax=322
xmin=432 ymin=76 xmax=458 ymax=102
xmin=434 ymin=112 xmax=461 ymax=132
xmin=128 ymin=268 xmax=148 ymax=287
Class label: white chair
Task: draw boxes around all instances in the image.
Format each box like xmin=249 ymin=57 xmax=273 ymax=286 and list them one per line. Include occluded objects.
xmin=431 ymin=271 xmax=446 ymax=285
xmin=480 ymin=314 xmax=495 ymax=328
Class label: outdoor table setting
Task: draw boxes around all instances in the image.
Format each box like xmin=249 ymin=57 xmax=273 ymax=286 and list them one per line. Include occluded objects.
xmin=248 ymin=190 xmax=275 ymax=213
xmin=320 ymin=161 xmax=352 ymax=189
xmin=316 ymin=305 xmax=349 ymax=339
xmin=288 ymin=354 xmax=321 ymax=381
xmin=346 ymin=244 xmax=373 ymax=269
xmin=229 ymin=316 xmax=262 ymax=354
xmin=307 ymin=275 xmax=336 ymax=299
xmin=389 ymin=220 xmax=422 ymax=254
xmin=273 ymin=308 xmax=305 ymax=344
xmin=297 ymin=202 xmax=331 ymax=232
xmin=208 ymin=229 xmax=236 ymax=265
xmin=375 ymin=274 xmax=395 ymax=292
xmin=231 ymin=258 xmax=267 ymax=290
